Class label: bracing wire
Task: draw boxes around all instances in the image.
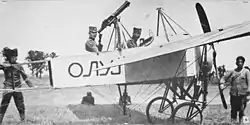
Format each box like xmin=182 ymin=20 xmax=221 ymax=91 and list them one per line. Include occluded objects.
xmin=129 ymin=83 xmax=164 ymax=110
xmin=131 ymin=84 xmax=144 ymax=101
xmin=89 ymin=86 xmax=127 ymax=114
xmin=119 ymin=21 xmax=132 ymax=40
xmin=129 ymin=52 xmax=190 ymax=109
xmin=160 ymin=9 xmax=177 ymax=35
xmin=162 ymin=11 xmax=191 ymax=36
xmin=160 ymin=13 xmax=170 ymax=42
xmin=129 ymin=8 xmax=195 ymax=107
xmin=126 ymin=13 xmax=196 ymax=109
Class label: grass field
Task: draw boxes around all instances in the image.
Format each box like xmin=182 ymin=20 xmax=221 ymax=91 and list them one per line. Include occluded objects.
xmin=0 ymin=74 xmax=249 ymax=124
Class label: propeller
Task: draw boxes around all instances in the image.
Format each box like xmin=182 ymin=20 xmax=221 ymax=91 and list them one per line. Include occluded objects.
xmin=196 ymin=2 xmax=228 ymax=109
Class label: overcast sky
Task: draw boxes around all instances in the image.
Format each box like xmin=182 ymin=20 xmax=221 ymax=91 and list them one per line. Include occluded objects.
xmin=0 ymin=0 xmax=250 ymax=70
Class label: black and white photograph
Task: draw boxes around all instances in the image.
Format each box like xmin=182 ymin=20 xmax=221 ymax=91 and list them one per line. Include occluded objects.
xmin=0 ymin=0 xmax=250 ymax=124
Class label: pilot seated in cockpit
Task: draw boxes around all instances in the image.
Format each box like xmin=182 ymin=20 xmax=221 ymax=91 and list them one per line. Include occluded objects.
xmin=125 ymin=27 xmax=154 ymax=49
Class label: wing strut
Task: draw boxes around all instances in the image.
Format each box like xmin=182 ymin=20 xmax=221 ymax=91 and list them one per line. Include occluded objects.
xmin=117 ymin=84 xmax=129 ymax=115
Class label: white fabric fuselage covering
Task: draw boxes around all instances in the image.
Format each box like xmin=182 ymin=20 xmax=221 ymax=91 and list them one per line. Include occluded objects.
xmin=51 ymin=52 xmax=125 ymax=88
xmin=51 ymin=45 xmax=187 ymax=88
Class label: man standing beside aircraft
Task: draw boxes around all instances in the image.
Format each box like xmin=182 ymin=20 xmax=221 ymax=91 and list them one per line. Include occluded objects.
xmin=220 ymin=56 xmax=250 ymax=124
xmin=0 ymin=47 xmax=34 ymax=124
xmin=85 ymin=26 xmax=103 ymax=54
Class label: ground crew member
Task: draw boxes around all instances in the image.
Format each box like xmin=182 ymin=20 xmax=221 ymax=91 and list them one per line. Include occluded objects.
xmin=0 ymin=47 xmax=34 ymax=124
xmin=220 ymin=56 xmax=250 ymax=124
xmin=81 ymin=92 xmax=95 ymax=105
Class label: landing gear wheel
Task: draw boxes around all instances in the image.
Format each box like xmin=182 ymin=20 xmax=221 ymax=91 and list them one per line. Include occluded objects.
xmin=146 ymin=96 xmax=174 ymax=124
xmin=172 ymin=102 xmax=202 ymax=125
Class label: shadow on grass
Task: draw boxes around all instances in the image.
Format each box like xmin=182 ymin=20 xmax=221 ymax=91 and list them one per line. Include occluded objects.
xmin=66 ymin=104 xmax=239 ymax=125
xmin=67 ymin=104 xmax=155 ymax=124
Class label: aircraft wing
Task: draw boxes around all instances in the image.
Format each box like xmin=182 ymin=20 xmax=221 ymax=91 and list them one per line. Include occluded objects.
xmin=96 ymin=21 xmax=250 ymax=70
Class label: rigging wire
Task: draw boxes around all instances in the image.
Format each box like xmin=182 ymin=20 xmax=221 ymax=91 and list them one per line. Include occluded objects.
xmin=89 ymin=86 xmax=128 ymax=114
xmin=119 ymin=21 xmax=132 ymax=40
xmin=129 ymin=83 xmax=164 ymax=110
xmin=160 ymin=9 xmax=177 ymax=35
xmin=160 ymin=13 xmax=170 ymax=42
xmin=162 ymin=11 xmax=191 ymax=36
xmin=127 ymin=9 xmax=196 ymax=109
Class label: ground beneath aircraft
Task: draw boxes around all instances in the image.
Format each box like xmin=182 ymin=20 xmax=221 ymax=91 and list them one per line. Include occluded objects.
xmin=0 ymin=75 xmax=249 ymax=124
xmin=1 ymin=103 xmax=249 ymax=125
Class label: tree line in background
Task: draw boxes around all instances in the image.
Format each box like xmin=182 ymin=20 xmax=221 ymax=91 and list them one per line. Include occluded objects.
xmin=25 ymin=50 xmax=59 ymax=78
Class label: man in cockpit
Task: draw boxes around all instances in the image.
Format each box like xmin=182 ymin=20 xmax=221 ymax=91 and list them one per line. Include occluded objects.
xmin=125 ymin=27 xmax=153 ymax=49
xmin=85 ymin=26 xmax=103 ymax=54
xmin=126 ymin=27 xmax=142 ymax=48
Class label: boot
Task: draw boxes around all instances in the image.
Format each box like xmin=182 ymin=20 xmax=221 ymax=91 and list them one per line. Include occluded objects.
xmin=20 ymin=113 xmax=25 ymax=122
xmin=231 ymin=118 xmax=238 ymax=125
xmin=239 ymin=117 xmax=243 ymax=124
xmin=0 ymin=114 xmax=4 ymax=124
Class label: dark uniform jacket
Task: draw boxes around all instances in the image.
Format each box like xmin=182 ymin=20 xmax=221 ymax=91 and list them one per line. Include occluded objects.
xmin=0 ymin=62 xmax=28 ymax=89
xmin=81 ymin=96 xmax=94 ymax=105
xmin=85 ymin=38 xmax=99 ymax=53
xmin=126 ymin=39 xmax=137 ymax=48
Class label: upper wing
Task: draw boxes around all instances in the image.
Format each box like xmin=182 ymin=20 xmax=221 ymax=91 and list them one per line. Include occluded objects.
xmin=96 ymin=21 xmax=250 ymax=70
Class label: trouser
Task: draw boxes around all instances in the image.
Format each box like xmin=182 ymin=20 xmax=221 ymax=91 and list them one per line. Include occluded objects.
xmin=0 ymin=92 xmax=25 ymax=122
xmin=230 ymin=94 xmax=247 ymax=121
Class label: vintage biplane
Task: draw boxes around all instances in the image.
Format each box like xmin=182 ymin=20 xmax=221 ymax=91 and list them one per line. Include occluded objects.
xmin=1 ymin=1 xmax=250 ymax=124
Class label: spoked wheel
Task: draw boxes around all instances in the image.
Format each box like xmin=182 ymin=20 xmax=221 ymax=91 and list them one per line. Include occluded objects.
xmin=172 ymin=102 xmax=203 ymax=125
xmin=146 ymin=96 xmax=174 ymax=124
